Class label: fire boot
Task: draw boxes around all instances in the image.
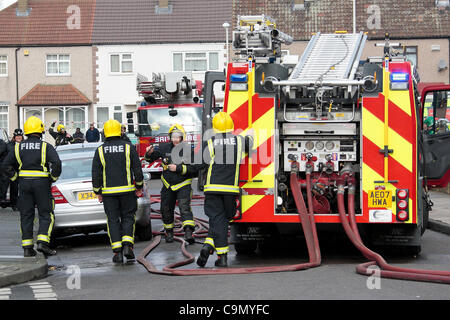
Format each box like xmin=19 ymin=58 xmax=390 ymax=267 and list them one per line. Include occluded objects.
xmin=36 ymin=242 xmax=56 ymax=257
xmin=165 ymin=228 xmax=174 ymax=243
xmin=184 ymin=226 xmax=195 ymax=245
xmin=113 ymin=251 xmax=124 ymax=264
xmin=123 ymin=244 xmax=135 ymax=261
xmin=196 ymin=243 xmax=214 ymax=267
xmin=214 ymin=253 xmax=228 ymax=268
xmin=24 ymin=248 xmax=37 ymax=257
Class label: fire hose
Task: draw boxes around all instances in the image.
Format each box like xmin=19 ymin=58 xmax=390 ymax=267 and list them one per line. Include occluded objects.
xmin=337 ymin=173 xmax=450 ymax=284
xmin=138 ymin=169 xmax=449 ymax=283
xmin=137 ymin=167 xmax=321 ymax=275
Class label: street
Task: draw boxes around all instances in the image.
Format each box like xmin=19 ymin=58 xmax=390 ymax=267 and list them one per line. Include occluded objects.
xmin=1 ymin=180 xmax=449 ymax=300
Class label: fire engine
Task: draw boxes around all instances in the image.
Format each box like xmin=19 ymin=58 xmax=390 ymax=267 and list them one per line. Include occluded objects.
xmin=133 ymin=72 xmax=204 ymax=173
xmin=201 ymin=15 xmax=450 ymax=254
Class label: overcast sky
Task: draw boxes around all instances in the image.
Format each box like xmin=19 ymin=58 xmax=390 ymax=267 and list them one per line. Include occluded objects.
xmin=0 ymin=0 xmax=17 ymax=11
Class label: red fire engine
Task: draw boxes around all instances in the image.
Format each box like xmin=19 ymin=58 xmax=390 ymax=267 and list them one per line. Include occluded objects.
xmin=133 ymin=72 xmax=204 ymax=174
xmin=201 ymin=15 xmax=450 ymax=255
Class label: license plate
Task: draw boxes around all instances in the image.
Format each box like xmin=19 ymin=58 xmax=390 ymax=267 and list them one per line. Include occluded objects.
xmin=368 ymin=190 xmax=392 ymax=208
xmin=77 ymin=192 xmax=97 ymax=201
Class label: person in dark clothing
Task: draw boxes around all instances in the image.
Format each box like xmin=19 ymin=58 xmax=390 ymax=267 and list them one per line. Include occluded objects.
xmin=85 ymin=123 xmax=100 ymax=142
xmin=196 ymin=112 xmax=253 ymax=268
xmin=72 ymin=128 xmax=85 ymax=143
xmin=92 ymin=119 xmax=144 ymax=264
xmin=49 ymin=121 xmax=74 ymax=146
xmin=6 ymin=129 xmax=24 ymax=210
xmin=0 ymin=138 xmax=8 ymax=207
xmin=2 ymin=117 xmax=61 ymax=257
xmin=144 ymin=124 xmax=198 ymax=244
xmin=121 ymin=125 xmax=131 ymax=144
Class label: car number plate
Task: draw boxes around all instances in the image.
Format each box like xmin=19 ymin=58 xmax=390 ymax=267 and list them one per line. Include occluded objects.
xmin=368 ymin=190 xmax=392 ymax=208
xmin=78 ymin=192 xmax=97 ymax=201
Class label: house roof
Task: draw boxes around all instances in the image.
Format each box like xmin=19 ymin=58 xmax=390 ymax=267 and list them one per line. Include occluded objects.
xmin=92 ymin=0 xmax=232 ymax=44
xmin=0 ymin=0 xmax=96 ymax=46
xmin=17 ymin=84 xmax=91 ymax=106
xmin=233 ymin=0 xmax=450 ymax=41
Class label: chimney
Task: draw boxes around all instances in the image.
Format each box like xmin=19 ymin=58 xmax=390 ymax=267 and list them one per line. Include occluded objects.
xmin=158 ymin=0 xmax=169 ymax=8
xmin=16 ymin=0 xmax=31 ymax=17
xmin=155 ymin=0 xmax=172 ymax=14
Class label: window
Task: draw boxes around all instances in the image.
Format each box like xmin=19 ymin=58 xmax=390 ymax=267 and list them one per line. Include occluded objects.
xmin=423 ymin=90 xmax=450 ymax=135
xmin=46 ymin=54 xmax=70 ymax=76
xmin=0 ymin=55 xmax=7 ymax=76
xmin=110 ymin=53 xmax=133 ymax=74
xmin=0 ymin=105 xmax=8 ymax=134
xmin=395 ymin=46 xmax=418 ymax=68
xmin=96 ymin=107 xmax=109 ymax=129
xmin=113 ymin=105 xmax=123 ymax=123
xmin=172 ymin=52 xmax=220 ymax=72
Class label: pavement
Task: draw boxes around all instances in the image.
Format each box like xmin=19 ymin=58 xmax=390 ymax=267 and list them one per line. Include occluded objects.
xmin=0 ymin=189 xmax=449 ymax=289
xmin=0 ymin=207 xmax=48 ymax=288
xmin=428 ymin=191 xmax=450 ymax=235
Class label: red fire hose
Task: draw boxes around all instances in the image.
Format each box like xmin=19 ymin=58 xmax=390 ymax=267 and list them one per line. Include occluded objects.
xmin=137 ymin=170 xmax=321 ymax=275
xmin=337 ymin=174 xmax=450 ymax=284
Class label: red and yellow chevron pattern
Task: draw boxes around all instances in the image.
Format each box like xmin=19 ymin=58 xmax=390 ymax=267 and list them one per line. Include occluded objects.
xmin=361 ymin=61 xmax=418 ymax=224
xmin=224 ymin=62 xmax=277 ymax=223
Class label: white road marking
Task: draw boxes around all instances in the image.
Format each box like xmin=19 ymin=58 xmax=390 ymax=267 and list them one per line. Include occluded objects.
xmin=0 ymin=288 xmax=11 ymax=300
xmin=33 ymin=292 xmax=57 ymax=299
xmin=29 ymin=281 xmax=58 ymax=300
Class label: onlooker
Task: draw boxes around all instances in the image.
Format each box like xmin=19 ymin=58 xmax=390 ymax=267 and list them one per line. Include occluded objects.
xmin=86 ymin=123 xmax=100 ymax=142
xmin=5 ymin=129 xmax=24 ymax=210
xmin=73 ymin=128 xmax=85 ymax=143
xmin=121 ymin=124 xmax=131 ymax=144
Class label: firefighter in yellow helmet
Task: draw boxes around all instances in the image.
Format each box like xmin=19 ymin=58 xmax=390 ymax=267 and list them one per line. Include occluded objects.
xmin=49 ymin=121 xmax=74 ymax=146
xmin=196 ymin=112 xmax=253 ymax=267
xmin=92 ymin=119 xmax=144 ymax=263
xmin=2 ymin=116 xmax=61 ymax=257
xmin=144 ymin=124 xmax=198 ymax=244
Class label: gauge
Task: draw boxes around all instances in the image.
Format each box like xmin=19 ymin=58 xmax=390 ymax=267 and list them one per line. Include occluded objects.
xmin=315 ymin=141 xmax=324 ymax=150
xmin=305 ymin=141 xmax=314 ymax=150
xmin=325 ymin=141 xmax=335 ymax=150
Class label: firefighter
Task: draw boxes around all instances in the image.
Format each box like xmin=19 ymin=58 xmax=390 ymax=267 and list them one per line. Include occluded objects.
xmin=6 ymin=129 xmax=24 ymax=211
xmin=196 ymin=112 xmax=253 ymax=268
xmin=2 ymin=117 xmax=61 ymax=257
xmin=144 ymin=124 xmax=198 ymax=244
xmin=92 ymin=119 xmax=144 ymax=264
xmin=49 ymin=121 xmax=74 ymax=146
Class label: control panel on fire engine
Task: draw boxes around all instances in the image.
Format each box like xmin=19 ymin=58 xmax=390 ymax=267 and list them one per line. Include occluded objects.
xmin=283 ymin=139 xmax=357 ymax=172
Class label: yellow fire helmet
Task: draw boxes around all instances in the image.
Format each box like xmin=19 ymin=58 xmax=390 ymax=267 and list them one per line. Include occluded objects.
xmin=103 ymin=119 xmax=122 ymax=138
xmin=168 ymin=124 xmax=186 ymax=141
xmin=57 ymin=124 xmax=65 ymax=132
xmin=24 ymin=116 xmax=45 ymax=135
xmin=212 ymin=112 xmax=234 ymax=133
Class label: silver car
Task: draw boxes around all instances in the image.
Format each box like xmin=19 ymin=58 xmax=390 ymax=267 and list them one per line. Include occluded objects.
xmin=52 ymin=143 xmax=152 ymax=240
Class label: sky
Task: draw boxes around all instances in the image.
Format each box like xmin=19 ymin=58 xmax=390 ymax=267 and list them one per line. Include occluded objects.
xmin=0 ymin=0 xmax=17 ymax=11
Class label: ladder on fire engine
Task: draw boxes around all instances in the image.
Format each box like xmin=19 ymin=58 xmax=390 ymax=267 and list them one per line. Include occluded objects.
xmin=288 ymin=32 xmax=367 ymax=86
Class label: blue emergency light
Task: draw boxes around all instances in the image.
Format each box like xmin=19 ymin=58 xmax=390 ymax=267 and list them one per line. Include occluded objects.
xmin=390 ymin=72 xmax=409 ymax=82
xmin=390 ymin=72 xmax=410 ymax=90
xmin=230 ymin=74 xmax=248 ymax=83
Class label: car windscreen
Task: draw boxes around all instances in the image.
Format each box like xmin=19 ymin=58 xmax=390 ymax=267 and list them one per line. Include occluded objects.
xmin=138 ymin=107 xmax=202 ymax=137
xmin=57 ymin=147 xmax=98 ymax=156
xmin=59 ymin=157 xmax=93 ymax=181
